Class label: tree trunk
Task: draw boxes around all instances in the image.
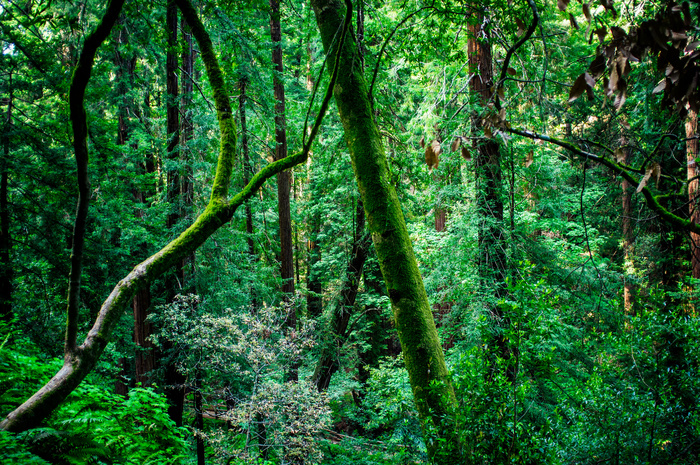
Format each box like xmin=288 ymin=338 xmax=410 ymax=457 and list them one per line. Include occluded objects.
xmin=621 ymin=137 xmax=635 ymax=314
xmin=270 ymin=0 xmax=297 ymax=382
xmin=163 ymin=0 xmax=186 ymax=426
xmin=687 ymin=109 xmax=699 ymax=279
xmin=312 ymin=199 xmax=370 ymax=391
xmin=468 ymin=9 xmax=511 ymax=379
xmin=311 ymin=0 xmax=461 ymax=460
xmin=0 ymin=70 xmax=13 ymax=322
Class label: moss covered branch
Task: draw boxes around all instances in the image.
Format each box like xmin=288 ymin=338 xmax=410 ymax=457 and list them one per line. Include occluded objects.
xmin=507 ymin=127 xmax=700 ymax=234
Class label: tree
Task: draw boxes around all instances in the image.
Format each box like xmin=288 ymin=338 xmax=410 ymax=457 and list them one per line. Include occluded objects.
xmin=311 ymin=0 xmax=462 ymax=461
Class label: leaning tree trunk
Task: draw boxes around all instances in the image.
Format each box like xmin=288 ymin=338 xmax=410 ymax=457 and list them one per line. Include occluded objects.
xmin=311 ymin=0 xmax=462 ymax=461
xmin=312 ymin=199 xmax=370 ymax=391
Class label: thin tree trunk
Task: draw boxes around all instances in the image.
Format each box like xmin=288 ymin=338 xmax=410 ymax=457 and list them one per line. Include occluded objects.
xmin=0 ymin=70 xmax=13 ymax=322
xmin=687 ymin=109 xmax=699 ymax=279
xmin=239 ymin=76 xmax=258 ymax=312
xmin=270 ymin=0 xmax=297 ymax=381
xmin=312 ymin=199 xmax=370 ymax=391
xmin=194 ymin=368 xmax=205 ymax=465
xmin=312 ymin=0 xmax=461 ymax=460
xmin=621 ymin=136 xmax=635 ymax=313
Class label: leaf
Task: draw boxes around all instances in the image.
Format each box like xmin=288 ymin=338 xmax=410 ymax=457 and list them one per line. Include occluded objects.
xmin=588 ymin=54 xmax=606 ymax=79
xmin=614 ymin=89 xmax=626 ymax=109
xmin=636 ymin=162 xmax=661 ymax=193
xmin=557 ymin=0 xmax=570 ymax=12
xmin=568 ymin=73 xmax=589 ymax=103
xmin=636 ymin=169 xmax=651 ymax=193
xmin=614 ymin=147 xmax=625 ymax=163
xmin=515 ymin=18 xmax=527 ymax=36
xmin=461 ymin=146 xmax=471 ymax=161
xmin=652 ymin=78 xmax=666 ymax=94
xmin=507 ymin=67 xmax=517 ymax=76
xmin=419 ymin=135 xmax=425 ymax=148
xmin=451 ymin=137 xmax=461 ymax=152
xmin=686 ymin=41 xmax=700 ymax=53
xmin=595 ymin=27 xmax=607 ymax=43
xmin=425 ymin=139 xmax=440 ymax=170
xmin=525 ymin=150 xmax=534 ymax=168
xmin=582 ymin=3 xmax=591 ymax=22
xmin=484 ymin=126 xmax=493 ymax=139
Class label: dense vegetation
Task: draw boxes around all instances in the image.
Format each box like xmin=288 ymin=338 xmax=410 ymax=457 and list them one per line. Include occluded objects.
xmin=1 ymin=0 xmax=699 ymax=463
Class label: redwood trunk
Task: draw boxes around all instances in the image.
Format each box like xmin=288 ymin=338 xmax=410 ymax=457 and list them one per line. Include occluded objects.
xmin=468 ymin=9 xmax=510 ymax=378
xmin=0 ymin=71 xmax=12 ymax=322
xmin=687 ymin=109 xmax=700 ymax=279
xmin=270 ymin=0 xmax=296 ymax=382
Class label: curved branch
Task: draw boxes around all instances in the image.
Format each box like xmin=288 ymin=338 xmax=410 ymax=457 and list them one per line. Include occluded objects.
xmin=507 ymin=127 xmax=700 ymax=235
xmin=368 ymin=5 xmax=433 ymax=105
xmin=495 ymin=0 xmax=539 ymax=110
xmin=65 ymin=0 xmax=126 ymax=354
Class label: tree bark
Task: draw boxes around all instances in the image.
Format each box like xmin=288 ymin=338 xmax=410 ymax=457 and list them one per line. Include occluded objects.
xmin=621 ymin=136 xmax=635 ymax=313
xmin=468 ymin=9 xmax=512 ymax=381
xmin=311 ymin=0 xmax=462 ymax=460
xmin=0 ymin=70 xmax=13 ymax=322
xmin=270 ymin=0 xmax=297 ymax=383
xmin=312 ymin=199 xmax=370 ymax=391
xmin=687 ymin=109 xmax=699 ymax=279
xmin=163 ymin=0 xmax=187 ymax=426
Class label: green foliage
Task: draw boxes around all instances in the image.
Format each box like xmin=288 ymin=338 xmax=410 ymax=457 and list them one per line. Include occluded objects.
xmin=0 ymin=323 xmax=188 ymax=464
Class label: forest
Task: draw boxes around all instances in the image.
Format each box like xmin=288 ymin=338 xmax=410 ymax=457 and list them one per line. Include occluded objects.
xmin=0 ymin=0 xmax=699 ymax=463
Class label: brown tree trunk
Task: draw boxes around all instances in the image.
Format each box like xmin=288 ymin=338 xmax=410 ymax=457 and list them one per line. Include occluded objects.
xmin=687 ymin=109 xmax=699 ymax=279
xmin=163 ymin=0 xmax=186 ymax=426
xmin=468 ymin=9 xmax=510 ymax=379
xmin=270 ymin=0 xmax=296 ymax=381
xmin=239 ymin=78 xmax=256 ymax=259
xmin=312 ymin=199 xmax=370 ymax=391
xmin=621 ymin=137 xmax=635 ymax=314
xmin=0 ymin=71 xmax=13 ymax=322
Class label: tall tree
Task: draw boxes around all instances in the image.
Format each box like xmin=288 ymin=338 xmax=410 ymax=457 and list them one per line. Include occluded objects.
xmin=468 ymin=5 xmax=510 ymax=377
xmin=163 ymin=0 xmax=187 ymax=427
xmin=0 ymin=69 xmax=12 ymax=322
xmin=687 ymin=109 xmax=699 ymax=280
xmin=311 ymin=0 xmax=461 ymax=461
xmin=269 ymin=0 xmax=296 ymax=383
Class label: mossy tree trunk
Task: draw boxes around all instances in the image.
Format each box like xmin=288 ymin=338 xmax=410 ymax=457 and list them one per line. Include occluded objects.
xmin=311 ymin=0 xmax=462 ymax=461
